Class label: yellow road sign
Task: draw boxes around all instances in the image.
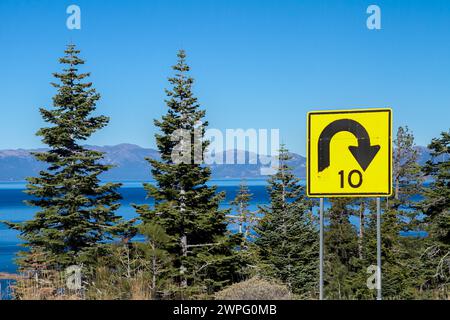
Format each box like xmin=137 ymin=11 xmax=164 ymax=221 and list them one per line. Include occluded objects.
xmin=307 ymin=108 xmax=392 ymax=197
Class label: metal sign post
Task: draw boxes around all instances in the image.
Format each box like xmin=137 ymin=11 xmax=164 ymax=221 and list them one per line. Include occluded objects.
xmin=319 ymin=198 xmax=324 ymax=300
xmin=376 ymin=197 xmax=382 ymax=300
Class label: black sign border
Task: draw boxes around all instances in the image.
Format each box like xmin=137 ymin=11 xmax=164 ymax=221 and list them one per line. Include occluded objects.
xmin=307 ymin=108 xmax=392 ymax=197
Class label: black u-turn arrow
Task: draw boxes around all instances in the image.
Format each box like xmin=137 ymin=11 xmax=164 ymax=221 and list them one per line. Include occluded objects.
xmin=318 ymin=119 xmax=380 ymax=172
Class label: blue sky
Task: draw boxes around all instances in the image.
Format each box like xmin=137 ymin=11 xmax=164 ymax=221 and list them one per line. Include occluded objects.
xmin=0 ymin=0 xmax=449 ymax=155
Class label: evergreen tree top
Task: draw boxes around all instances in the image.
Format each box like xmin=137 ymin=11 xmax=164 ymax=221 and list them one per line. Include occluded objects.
xmin=39 ymin=44 xmax=107 ymax=148
xmin=230 ymin=181 xmax=253 ymax=207
xmin=266 ymin=144 xmax=303 ymax=205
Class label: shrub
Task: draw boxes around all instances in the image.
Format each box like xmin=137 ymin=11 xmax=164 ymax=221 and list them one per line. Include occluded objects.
xmin=215 ymin=277 xmax=292 ymax=300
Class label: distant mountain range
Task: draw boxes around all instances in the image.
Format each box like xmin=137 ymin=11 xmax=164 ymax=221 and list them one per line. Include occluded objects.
xmin=0 ymin=144 xmax=305 ymax=182
xmin=0 ymin=144 xmax=443 ymax=182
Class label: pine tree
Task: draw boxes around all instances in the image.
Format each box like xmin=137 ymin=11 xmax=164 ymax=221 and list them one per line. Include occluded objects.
xmin=323 ymin=198 xmax=361 ymax=299
xmin=363 ymin=201 xmax=420 ymax=299
xmin=229 ymin=181 xmax=256 ymax=248
xmin=420 ymin=130 xmax=449 ymax=295
xmin=392 ymin=126 xmax=423 ymax=207
xmin=134 ymin=50 xmax=240 ymax=298
xmin=254 ymin=145 xmax=318 ymax=296
xmin=136 ymin=223 xmax=174 ymax=298
xmin=362 ymin=126 xmax=425 ymax=299
xmin=228 ymin=181 xmax=259 ymax=279
xmin=5 ymin=45 xmax=123 ymax=270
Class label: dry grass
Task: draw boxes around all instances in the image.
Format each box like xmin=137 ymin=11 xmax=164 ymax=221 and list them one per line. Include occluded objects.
xmin=85 ymin=267 xmax=154 ymax=300
xmin=129 ymin=273 xmax=152 ymax=300
xmin=12 ymin=270 xmax=82 ymax=300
